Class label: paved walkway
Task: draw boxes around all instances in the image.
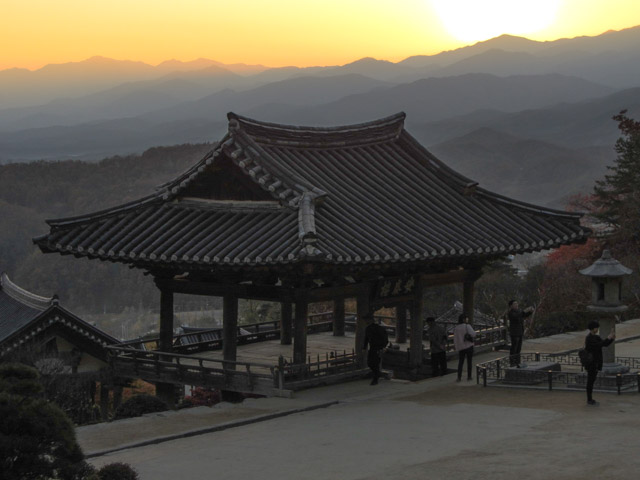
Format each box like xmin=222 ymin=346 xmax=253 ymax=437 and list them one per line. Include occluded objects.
xmin=79 ymin=319 xmax=640 ymax=479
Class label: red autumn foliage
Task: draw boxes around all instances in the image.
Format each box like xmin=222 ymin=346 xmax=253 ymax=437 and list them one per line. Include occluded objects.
xmin=545 ymin=237 xmax=601 ymax=270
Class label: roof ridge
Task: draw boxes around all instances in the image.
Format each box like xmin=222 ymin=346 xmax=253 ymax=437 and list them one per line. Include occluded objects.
xmin=0 ymin=273 xmax=52 ymax=310
xmin=227 ymin=111 xmax=406 ymax=134
xmin=227 ymin=111 xmax=405 ymax=148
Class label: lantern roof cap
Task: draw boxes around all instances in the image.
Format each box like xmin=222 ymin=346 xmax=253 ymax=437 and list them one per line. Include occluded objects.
xmin=579 ymin=250 xmax=633 ymax=277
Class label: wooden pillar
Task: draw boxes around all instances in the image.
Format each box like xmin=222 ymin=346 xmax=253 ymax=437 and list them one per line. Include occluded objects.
xmin=159 ymin=286 xmax=174 ymax=353
xmin=223 ymin=295 xmax=238 ymax=368
xmin=99 ymin=383 xmax=110 ymax=421
xmin=463 ymin=280 xmax=475 ymax=325
xmin=280 ymin=302 xmax=292 ymax=345
xmin=293 ymin=298 xmax=308 ymax=364
xmin=356 ymin=293 xmax=370 ymax=364
xmin=410 ymin=279 xmax=425 ymax=368
xmin=396 ymin=304 xmax=407 ymax=344
xmin=157 ymin=283 xmax=176 ymax=406
xmin=333 ymin=298 xmax=345 ymax=336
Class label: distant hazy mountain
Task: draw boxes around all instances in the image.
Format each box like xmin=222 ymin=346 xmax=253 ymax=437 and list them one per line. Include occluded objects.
xmin=0 ymin=73 xmax=615 ymax=162
xmin=260 ymin=73 xmax=614 ymax=125
xmin=0 ymin=66 xmax=245 ymax=131
xmin=0 ymin=57 xmax=266 ymax=110
xmin=398 ymin=26 xmax=640 ymax=88
xmin=428 ymin=127 xmax=612 ymax=207
xmin=0 ymin=118 xmax=227 ymax=162
xmin=0 ymin=57 xmax=159 ymax=109
xmin=155 ymin=58 xmax=268 ymax=75
xmin=410 ymin=87 xmax=640 ymax=148
xmin=1 ymin=25 xmax=639 ymax=167
xmin=137 ymin=73 xmax=392 ymax=124
xmin=318 ymin=57 xmax=418 ymax=81
xmin=2 ymin=25 xmax=638 ymax=113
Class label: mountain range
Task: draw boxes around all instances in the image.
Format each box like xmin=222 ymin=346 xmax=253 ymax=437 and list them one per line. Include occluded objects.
xmin=1 ymin=25 xmax=640 ymax=207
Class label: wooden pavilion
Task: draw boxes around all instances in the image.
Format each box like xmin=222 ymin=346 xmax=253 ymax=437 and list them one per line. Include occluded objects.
xmin=34 ymin=112 xmax=589 ymax=397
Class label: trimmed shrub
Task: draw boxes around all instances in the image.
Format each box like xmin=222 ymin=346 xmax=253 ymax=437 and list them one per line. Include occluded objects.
xmin=114 ymin=394 xmax=169 ymax=419
xmin=97 ymin=462 xmax=139 ymax=480
xmin=0 ymin=363 xmax=93 ymax=479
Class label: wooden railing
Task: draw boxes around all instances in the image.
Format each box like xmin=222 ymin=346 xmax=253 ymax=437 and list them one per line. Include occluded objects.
xmin=272 ymin=349 xmax=365 ymax=390
xmin=118 ymin=312 xmax=340 ymax=353
xmin=117 ymin=313 xmax=506 ymax=357
xmin=106 ymin=345 xmax=287 ymax=397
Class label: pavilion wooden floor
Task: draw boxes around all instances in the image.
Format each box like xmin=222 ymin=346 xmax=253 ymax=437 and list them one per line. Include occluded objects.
xmin=191 ymin=331 xmax=415 ymax=368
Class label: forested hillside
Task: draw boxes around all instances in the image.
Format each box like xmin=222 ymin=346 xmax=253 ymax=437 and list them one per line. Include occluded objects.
xmin=0 ymin=143 xmax=212 ymax=317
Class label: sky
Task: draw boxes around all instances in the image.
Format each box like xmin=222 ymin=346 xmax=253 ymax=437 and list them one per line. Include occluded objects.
xmin=2 ymin=0 xmax=640 ymax=71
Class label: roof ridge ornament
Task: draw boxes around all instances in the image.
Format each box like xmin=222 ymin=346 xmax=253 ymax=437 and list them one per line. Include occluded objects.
xmin=297 ymin=190 xmax=326 ymax=257
xmin=0 ymin=272 xmax=53 ymax=310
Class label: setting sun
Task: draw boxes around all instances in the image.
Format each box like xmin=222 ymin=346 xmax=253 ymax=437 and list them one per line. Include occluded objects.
xmin=430 ymin=0 xmax=560 ymax=43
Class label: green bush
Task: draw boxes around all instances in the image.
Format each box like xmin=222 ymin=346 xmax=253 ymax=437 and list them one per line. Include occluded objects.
xmin=97 ymin=462 xmax=139 ymax=480
xmin=114 ymin=394 xmax=169 ymax=419
xmin=0 ymin=362 xmax=43 ymax=398
xmin=0 ymin=362 xmax=93 ymax=479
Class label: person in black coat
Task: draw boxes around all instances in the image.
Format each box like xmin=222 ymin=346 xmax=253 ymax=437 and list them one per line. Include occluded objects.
xmin=507 ymin=300 xmax=534 ymax=367
xmin=584 ymin=320 xmax=615 ymax=406
xmin=363 ymin=315 xmax=389 ymax=385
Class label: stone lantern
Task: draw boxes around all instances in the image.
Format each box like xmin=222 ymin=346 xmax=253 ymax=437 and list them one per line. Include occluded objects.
xmin=579 ymin=250 xmax=632 ymax=374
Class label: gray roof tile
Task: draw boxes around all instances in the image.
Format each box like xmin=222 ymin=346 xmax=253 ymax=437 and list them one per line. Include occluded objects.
xmin=34 ymin=112 xmax=589 ymax=268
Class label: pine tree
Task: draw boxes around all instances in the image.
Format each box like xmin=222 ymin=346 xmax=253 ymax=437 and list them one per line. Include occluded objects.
xmin=593 ymin=110 xmax=640 ymax=249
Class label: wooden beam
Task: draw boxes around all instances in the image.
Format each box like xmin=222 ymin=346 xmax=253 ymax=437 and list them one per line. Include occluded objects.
xmin=293 ymin=299 xmax=308 ymax=364
xmin=223 ymin=296 xmax=238 ymax=368
xmin=307 ymin=282 xmax=370 ymax=302
xmin=396 ymin=304 xmax=407 ymax=344
xmin=280 ymin=302 xmax=292 ymax=345
xmin=355 ymin=292 xmax=371 ymax=364
xmin=419 ymin=269 xmax=482 ymax=287
xmin=333 ymin=298 xmax=345 ymax=336
xmin=165 ymin=278 xmax=293 ymax=302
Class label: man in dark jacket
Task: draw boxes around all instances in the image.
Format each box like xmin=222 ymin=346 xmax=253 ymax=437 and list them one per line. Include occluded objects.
xmin=363 ymin=316 xmax=389 ymax=385
xmin=507 ymin=300 xmax=533 ymax=367
xmin=585 ymin=320 xmax=615 ymax=406
xmin=426 ymin=317 xmax=448 ymax=376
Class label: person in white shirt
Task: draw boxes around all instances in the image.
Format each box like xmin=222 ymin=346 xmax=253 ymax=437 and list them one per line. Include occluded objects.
xmin=453 ymin=313 xmax=476 ymax=382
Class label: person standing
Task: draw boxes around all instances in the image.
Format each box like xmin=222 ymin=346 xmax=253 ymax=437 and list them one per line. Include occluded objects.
xmin=507 ymin=300 xmax=534 ymax=367
xmin=363 ymin=315 xmax=389 ymax=385
xmin=426 ymin=317 xmax=448 ymax=376
xmin=584 ymin=320 xmax=615 ymax=406
xmin=453 ymin=313 xmax=475 ymax=382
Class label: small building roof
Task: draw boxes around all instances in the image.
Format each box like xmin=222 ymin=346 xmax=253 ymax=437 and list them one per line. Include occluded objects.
xmin=0 ymin=273 xmax=53 ymax=344
xmin=34 ymin=112 xmax=589 ymax=271
xmin=0 ymin=272 xmax=118 ymax=357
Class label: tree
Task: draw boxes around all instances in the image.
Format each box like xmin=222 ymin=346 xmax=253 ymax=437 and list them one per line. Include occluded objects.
xmin=593 ymin=110 xmax=640 ymax=251
xmin=0 ymin=363 xmax=93 ymax=480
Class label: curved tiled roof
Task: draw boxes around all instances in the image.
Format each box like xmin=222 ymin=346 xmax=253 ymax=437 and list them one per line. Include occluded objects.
xmin=34 ymin=112 xmax=588 ymax=269
xmin=0 ymin=272 xmax=118 ymax=355
xmin=0 ymin=273 xmax=52 ymax=343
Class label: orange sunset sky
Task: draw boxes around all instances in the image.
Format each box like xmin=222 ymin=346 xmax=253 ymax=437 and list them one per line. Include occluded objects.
xmin=2 ymin=0 xmax=640 ymax=71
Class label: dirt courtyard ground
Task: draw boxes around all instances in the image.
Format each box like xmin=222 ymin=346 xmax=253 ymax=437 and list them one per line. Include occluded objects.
xmin=88 ymin=372 xmax=640 ymax=479
xmin=84 ymin=322 xmax=640 ymax=479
